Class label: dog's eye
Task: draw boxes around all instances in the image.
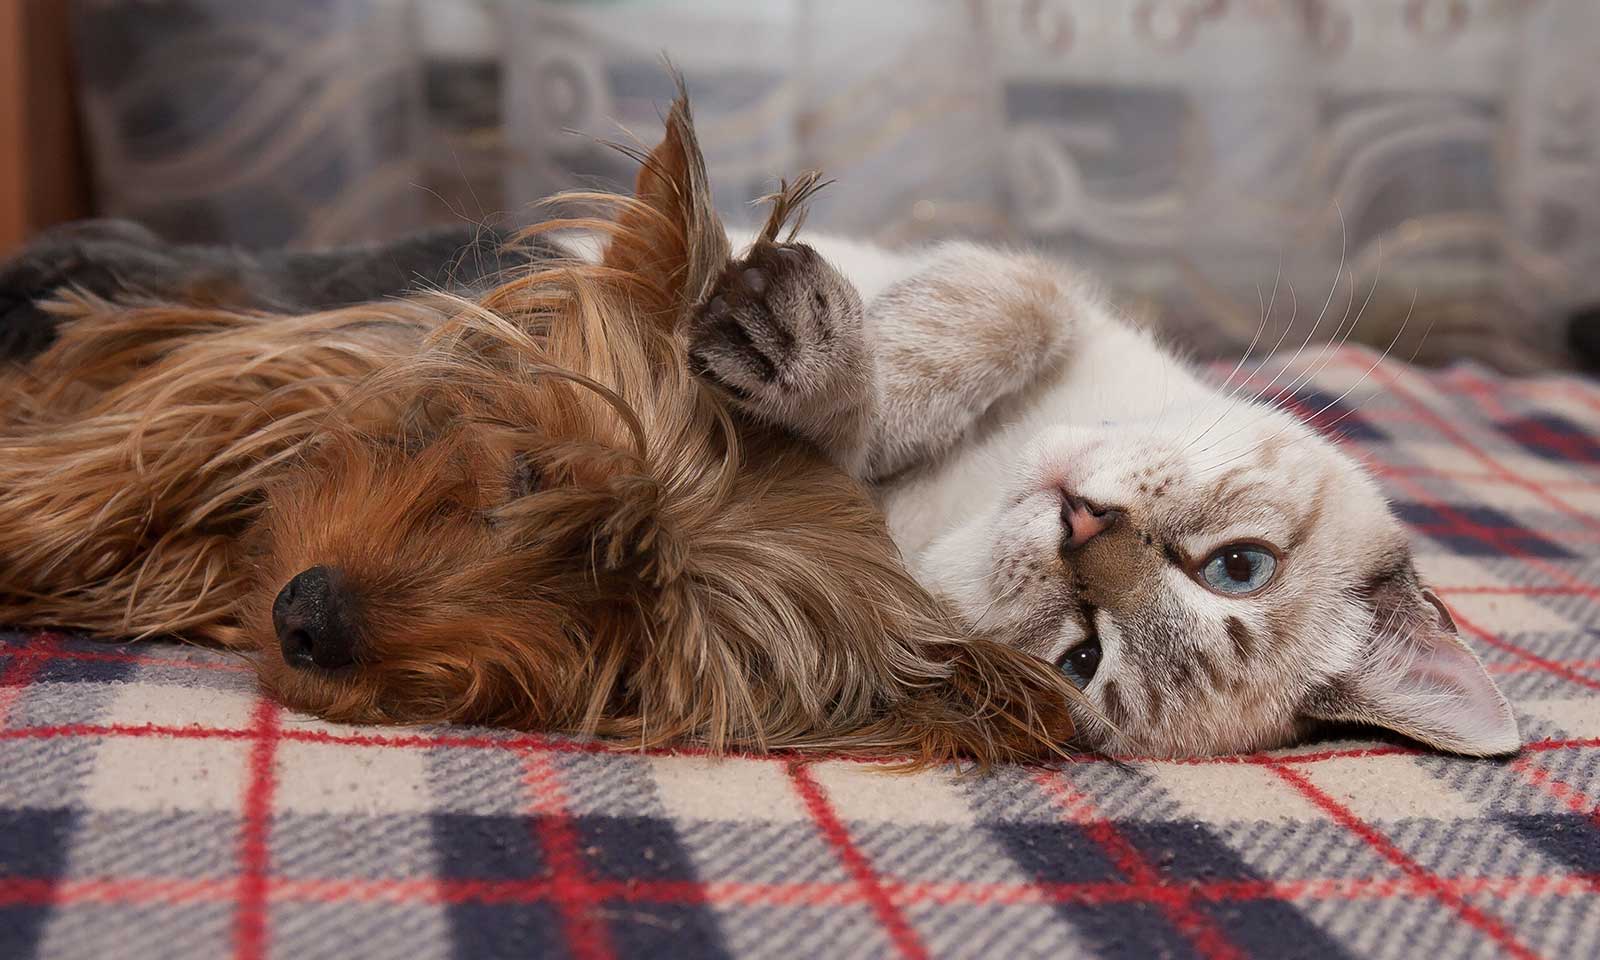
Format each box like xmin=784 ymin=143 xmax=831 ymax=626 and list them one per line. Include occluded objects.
xmin=1057 ymin=638 xmax=1102 ymax=685
xmin=1199 ymin=543 xmax=1278 ymax=596
xmin=508 ymin=454 xmax=544 ymax=500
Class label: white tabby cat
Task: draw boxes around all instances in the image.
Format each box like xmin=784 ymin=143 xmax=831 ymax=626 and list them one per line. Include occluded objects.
xmin=688 ymin=235 xmax=1521 ymax=758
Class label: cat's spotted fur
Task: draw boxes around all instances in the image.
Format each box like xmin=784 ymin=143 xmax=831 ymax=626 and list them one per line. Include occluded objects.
xmin=690 ymin=236 xmax=1520 ymax=758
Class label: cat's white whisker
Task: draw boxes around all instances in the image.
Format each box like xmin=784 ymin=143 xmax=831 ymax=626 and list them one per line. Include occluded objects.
xmin=1264 ymin=237 xmax=1386 ymax=415
xmin=1216 ymin=203 xmax=1350 ymax=427
xmin=1178 ymin=262 xmax=1281 ymax=450
xmin=1194 ymin=224 xmax=1381 ymax=469
xmin=1194 ymin=261 xmax=1356 ymax=464
xmin=1195 ymin=281 xmax=1419 ymax=479
xmin=1264 ymin=268 xmax=1362 ymax=409
xmin=1200 ymin=266 xmax=1371 ymax=467
xmin=1301 ymin=273 xmax=1417 ymax=423
xmin=1296 ymin=289 xmax=1432 ymax=441
xmin=1183 ymin=275 xmax=1298 ymax=454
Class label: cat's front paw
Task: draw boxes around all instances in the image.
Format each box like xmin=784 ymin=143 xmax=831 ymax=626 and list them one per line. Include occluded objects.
xmin=688 ymin=241 xmax=865 ymax=416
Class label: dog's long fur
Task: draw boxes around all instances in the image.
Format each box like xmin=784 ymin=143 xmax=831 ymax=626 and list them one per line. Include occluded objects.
xmin=0 ymin=95 xmax=1080 ymax=764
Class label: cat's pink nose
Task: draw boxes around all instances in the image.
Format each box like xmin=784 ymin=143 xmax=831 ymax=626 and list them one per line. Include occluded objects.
xmin=1061 ymin=494 xmax=1121 ymax=551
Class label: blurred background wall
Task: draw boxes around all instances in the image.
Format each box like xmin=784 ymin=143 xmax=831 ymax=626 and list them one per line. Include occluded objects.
xmin=59 ymin=0 xmax=1600 ymax=370
xmin=0 ymin=2 xmax=90 ymax=255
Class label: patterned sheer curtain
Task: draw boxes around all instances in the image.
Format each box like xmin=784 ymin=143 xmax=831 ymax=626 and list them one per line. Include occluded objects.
xmin=70 ymin=0 xmax=1600 ymax=370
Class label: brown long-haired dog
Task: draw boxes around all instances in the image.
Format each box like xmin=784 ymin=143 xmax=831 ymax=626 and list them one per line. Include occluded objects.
xmin=0 ymin=94 xmax=1081 ymax=763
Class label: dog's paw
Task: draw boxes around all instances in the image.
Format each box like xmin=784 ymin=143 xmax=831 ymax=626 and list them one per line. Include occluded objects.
xmin=0 ymin=252 xmax=85 ymax=363
xmin=0 ymin=292 xmax=64 ymax=362
xmin=688 ymin=242 xmax=864 ymax=411
xmin=0 ymin=221 xmax=165 ymax=364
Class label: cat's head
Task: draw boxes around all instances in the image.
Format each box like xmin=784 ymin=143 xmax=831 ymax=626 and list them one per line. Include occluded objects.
xmin=921 ymin=389 xmax=1519 ymax=758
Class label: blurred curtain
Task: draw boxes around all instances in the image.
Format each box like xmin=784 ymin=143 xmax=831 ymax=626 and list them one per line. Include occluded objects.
xmin=70 ymin=0 xmax=1600 ymax=370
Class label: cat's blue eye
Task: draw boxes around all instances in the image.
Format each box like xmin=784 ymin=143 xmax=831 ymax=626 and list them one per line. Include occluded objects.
xmin=1199 ymin=543 xmax=1278 ymax=596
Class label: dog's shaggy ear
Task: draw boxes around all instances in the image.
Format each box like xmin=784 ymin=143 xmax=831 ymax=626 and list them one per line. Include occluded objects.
xmin=877 ymin=636 xmax=1079 ymax=770
xmin=602 ymin=79 xmax=831 ymax=331
xmin=603 ymin=82 xmax=729 ymax=324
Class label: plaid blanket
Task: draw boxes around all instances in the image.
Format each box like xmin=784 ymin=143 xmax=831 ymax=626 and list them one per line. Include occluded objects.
xmin=2 ymin=347 xmax=1598 ymax=960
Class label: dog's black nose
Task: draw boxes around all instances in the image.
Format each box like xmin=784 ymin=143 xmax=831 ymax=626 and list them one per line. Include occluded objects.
xmin=272 ymin=566 xmax=358 ymax=670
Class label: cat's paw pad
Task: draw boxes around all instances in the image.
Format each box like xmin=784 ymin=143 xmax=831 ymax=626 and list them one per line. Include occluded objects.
xmin=688 ymin=242 xmax=860 ymax=405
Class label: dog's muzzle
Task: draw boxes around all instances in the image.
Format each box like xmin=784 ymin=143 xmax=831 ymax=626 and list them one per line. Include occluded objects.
xmin=272 ymin=566 xmax=359 ymax=671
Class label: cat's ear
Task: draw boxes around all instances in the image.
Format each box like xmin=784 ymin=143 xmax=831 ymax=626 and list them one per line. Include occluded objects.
xmin=1304 ymin=585 xmax=1519 ymax=756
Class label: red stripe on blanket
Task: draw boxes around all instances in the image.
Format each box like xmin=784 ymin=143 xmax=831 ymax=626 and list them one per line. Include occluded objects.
xmin=1452 ymin=610 xmax=1600 ymax=693
xmin=1489 ymin=658 xmax=1600 ymax=677
xmin=1374 ymin=462 xmax=1600 ymax=494
xmin=1265 ymin=760 xmax=1541 ymax=960
xmin=3 ymin=719 xmax=1598 ymax=769
xmin=789 ymin=762 xmax=929 ymax=960
xmin=1367 ymin=359 xmax=1600 ymax=533
xmin=523 ymin=747 xmax=615 ymax=960
xmin=1378 ymin=467 xmax=1597 ymax=593
xmin=1511 ymin=754 xmax=1600 ymax=829
xmin=1446 ymin=366 xmax=1600 ymax=459
xmin=234 ymin=699 xmax=281 ymax=960
xmin=1035 ymin=769 xmax=1245 ymax=960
